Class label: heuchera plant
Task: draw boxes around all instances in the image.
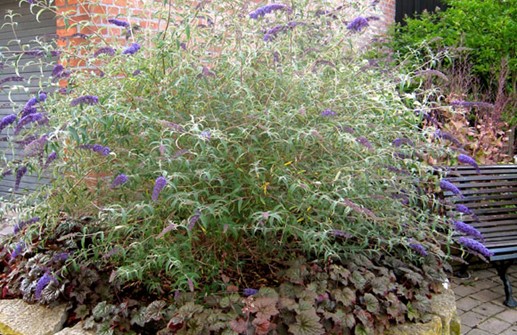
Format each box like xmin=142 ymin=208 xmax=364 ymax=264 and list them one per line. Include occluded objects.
xmin=0 ymin=0 xmax=457 ymax=333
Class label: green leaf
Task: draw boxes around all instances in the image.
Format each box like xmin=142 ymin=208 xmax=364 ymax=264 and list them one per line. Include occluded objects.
xmin=144 ymin=300 xmax=167 ymax=322
xmin=332 ymin=288 xmax=356 ymax=307
xmin=288 ymin=311 xmax=324 ymax=335
xmin=364 ymin=293 xmax=380 ymax=314
xmin=350 ymin=271 xmax=367 ymax=291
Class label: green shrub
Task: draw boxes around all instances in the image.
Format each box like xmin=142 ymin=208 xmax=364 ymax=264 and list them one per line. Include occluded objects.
xmin=0 ymin=1 xmax=454 ymax=333
xmin=392 ymin=0 xmax=516 ymax=92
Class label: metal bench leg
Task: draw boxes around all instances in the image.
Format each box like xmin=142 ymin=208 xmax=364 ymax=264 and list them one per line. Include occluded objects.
xmin=495 ymin=261 xmax=517 ymax=308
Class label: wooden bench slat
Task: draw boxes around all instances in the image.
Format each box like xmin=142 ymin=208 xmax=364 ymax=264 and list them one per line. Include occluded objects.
xmin=447 ymin=199 xmax=517 ymax=208
xmin=444 ymin=187 xmax=517 ymax=197
xmin=448 ymin=175 xmax=517 ymax=183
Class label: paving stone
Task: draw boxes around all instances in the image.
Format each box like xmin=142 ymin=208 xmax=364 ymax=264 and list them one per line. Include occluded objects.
xmin=461 ymin=325 xmax=471 ymax=335
xmin=457 ymin=296 xmax=484 ymax=311
xmin=495 ymin=309 xmax=517 ymax=324
xmin=455 ymin=284 xmax=484 ymax=297
xmin=466 ymin=329 xmax=497 ymax=335
xmin=477 ymin=317 xmax=511 ymax=334
xmin=499 ymin=325 xmax=517 ymax=335
xmin=0 ymin=299 xmax=67 ymax=335
xmin=475 ymin=289 xmax=506 ymax=303
xmin=472 ymin=302 xmax=506 ymax=317
xmin=460 ymin=311 xmax=488 ymax=328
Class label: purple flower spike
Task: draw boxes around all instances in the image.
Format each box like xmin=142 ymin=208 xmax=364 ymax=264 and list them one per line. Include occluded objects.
xmin=392 ymin=138 xmax=414 ymax=147
xmin=70 ymin=95 xmax=99 ymax=107
xmin=453 ymin=221 xmax=482 ymax=239
xmin=111 ymin=173 xmax=128 ymax=188
xmin=249 ymin=4 xmax=290 ymax=19
xmin=331 ymin=229 xmax=352 ymax=238
xmin=35 ymin=273 xmax=56 ymax=300
xmin=409 ymin=243 xmax=428 ymax=257
xmin=108 ymin=18 xmax=130 ymax=28
xmin=347 ymin=16 xmax=369 ymax=32
xmin=0 ymin=114 xmax=17 ymax=133
xmin=152 ymin=176 xmax=167 ymax=201
xmin=200 ymin=130 xmax=211 ymax=140
xmin=439 ymin=179 xmax=463 ymax=197
xmin=321 ymin=109 xmax=337 ymax=117
xmin=94 ymin=46 xmax=116 ymax=57
xmin=243 ymin=288 xmax=259 ymax=296
xmin=14 ymin=217 xmax=40 ymax=234
xmin=458 ymin=154 xmax=480 ymax=173
xmin=38 ymin=92 xmax=47 ymax=102
xmin=456 ymin=204 xmax=474 ymax=215
xmin=356 ymin=136 xmax=373 ymax=150
xmin=187 ymin=209 xmax=201 ymax=231
xmin=0 ymin=76 xmax=24 ymax=85
xmin=458 ymin=237 xmax=493 ymax=258
xmin=44 ymin=151 xmax=57 ymax=169
xmin=10 ymin=242 xmax=25 ymax=260
xmin=52 ymin=64 xmax=64 ymax=77
xmin=15 ymin=166 xmax=28 ymax=191
xmin=14 ymin=113 xmax=44 ymax=135
xmin=122 ymin=43 xmax=141 ymax=55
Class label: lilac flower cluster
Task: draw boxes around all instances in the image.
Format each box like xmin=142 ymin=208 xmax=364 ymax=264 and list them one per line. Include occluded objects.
xmin=23 ymin=49 xmax=44 ymax=57
xmin=70 ymin=95 xmax=99 ymax=107
xmin=453 ymin=221 xmax=482 ymax=239
xmin=108 ymin=18 xmax=130 ymax=28
xmin=80 ymin=144 xmax=111 ymax=156
xmin=14 ymin=113 xmax=44 ymax=135
xmin=187 ymin=209 xmax=201 ymax=230
xmin=152 ymin=176 xmax=167 ymax=201
xmin=94 ymin=47 xmax=116 ymax=57
xmin=392 ymin=138 xmax=414 ymax=147
xmin=51 ymin=64 xmax=70 ymax=80
xmin=434 ymin=129 xmax=463 ymax=147
xmin=111 ymin=173 xmax=128 ymax=188
xmin=0 ymin=114 xmax=17 ymax=133
xmin=200 ymin=130 xmax=211 ymax=140
xmin=43 ymin=151 xmax=57 ymax=169
xmin=455 ymin=205 xmax=472 ymax=215
xmin=52 ymin=252 xmax=69 ymax=262
xmin=321 ymin=109 xmax=337 ymax=117
xmin=356 ymin=136 xmax=373 ymax=150
xmin=346 ymin=16 xmax=369 ymax=32
xmin=439 ymin=179 xmax=463 ymax=197
xmin=122 ymin=43 xmax=141 ymax=55
xmin=24 ymin=135 xmax=48 ymax=157
xmin=10 ymin=242 xmax=25 ymax=260
xmin=410 ymin=243 xmax=428 ymax=256
xmin=451 ymin=100 xmax=494 ymax=109
xmin=35 ymin=273 xmax=56 ymax=300
xmin=458 ymin=154 xmax=480 ymax=173
xmin=15 ymin=166 xmax=27 ymax=191
xmin=249 ymin=4 xmax=290 ymax=19
xmin=243 ymin=288 xmax=259 ymax=296
xmin=13 ymin=217 xmax=40 ymax=234
xmin=0 ymin=76 xmax=24 ymax=86
xmin=458 ymin=237 xmax=493 ymax=258
xmin=263 ymin=21 xmax=303 ymax=42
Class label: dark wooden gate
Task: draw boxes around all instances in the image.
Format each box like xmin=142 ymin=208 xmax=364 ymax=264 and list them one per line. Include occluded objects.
xmin=396 ymin=0 xmax=447 ymax=24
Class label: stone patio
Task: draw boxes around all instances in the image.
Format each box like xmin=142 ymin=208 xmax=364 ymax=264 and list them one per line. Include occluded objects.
xmin=453 ymin=265 xmax=517 ymax=335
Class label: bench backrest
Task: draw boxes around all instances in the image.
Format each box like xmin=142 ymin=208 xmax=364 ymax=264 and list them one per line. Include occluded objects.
xmin=445 ymin=165 xmax=517 ymax=261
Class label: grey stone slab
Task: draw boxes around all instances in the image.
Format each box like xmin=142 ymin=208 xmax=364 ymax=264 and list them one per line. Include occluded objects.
xmin=461 ymin=311 xmax=488 ymax=328
xmin=477 ymin=317 xmax=511 ymax=334
xmin=454 ymin=284 xmax=484 ymax=297
xmin=474 ymin=289 xmax=506 ymax=303
xmin=461 ymin=325 xmax=472 ymax=335
xmin=472 ymin=302 xmax=506 ymax=317
xmin=466 ymin=329 xmax=497 ymax=335
xmin=457 ymin=296 xmax=484 ymax=312
xmin=0 ymin=299 xmax=67 ymax=335
xmin=500 ymin=325 xmax=517 ymax=335
xmin=495 ymin=309 xmax=517 ymax=324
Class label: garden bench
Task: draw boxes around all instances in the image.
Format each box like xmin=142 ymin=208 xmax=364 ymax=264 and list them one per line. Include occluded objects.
xmin=444 ymin=164 xmax=517 ymax=307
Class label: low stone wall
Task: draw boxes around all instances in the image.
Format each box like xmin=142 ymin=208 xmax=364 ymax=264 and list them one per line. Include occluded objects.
xmin=387 ymin=287 xmax=461 ymax=335
xmin=0 ymin=286 xmax=460 ymax=335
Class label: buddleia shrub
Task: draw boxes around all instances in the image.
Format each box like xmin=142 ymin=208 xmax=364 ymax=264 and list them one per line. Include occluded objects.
xmin=0 ymin=0 xmax=454 ymax=333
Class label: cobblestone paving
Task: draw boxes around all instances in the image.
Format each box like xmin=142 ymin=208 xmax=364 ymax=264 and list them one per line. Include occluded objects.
xmin=453 ymin=266 xmax=517 ymax=335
